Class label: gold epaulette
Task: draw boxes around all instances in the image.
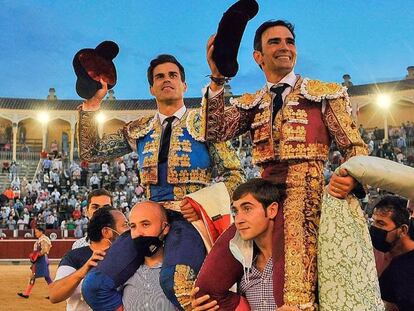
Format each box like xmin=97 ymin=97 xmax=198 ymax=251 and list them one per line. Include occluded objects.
xmin=186 ymin=109 xmax=205 ymax=142
xmin=124 ymin=115 xmax=155 ymax=140
xmin=300 ymin=78 xmax=347 ymax=102
xmin=229 ymin=86 xmax=267 ymax=110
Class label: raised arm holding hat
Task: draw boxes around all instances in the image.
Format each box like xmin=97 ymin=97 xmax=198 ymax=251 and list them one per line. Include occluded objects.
xmin=196 ymin=13 xmax=368 ymax=310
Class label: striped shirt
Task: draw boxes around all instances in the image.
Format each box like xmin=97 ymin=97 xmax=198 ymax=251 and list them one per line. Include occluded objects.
xmin=122 ymin=262 xmax=176 ymax=311
xmin=239 ymin=256 xmax=277 ymax=311
xmin=72 ymin=236 xmax=89 ymax=250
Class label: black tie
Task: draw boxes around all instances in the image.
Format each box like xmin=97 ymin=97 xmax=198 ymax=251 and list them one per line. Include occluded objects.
xmin=271 ymin=84 xmax=289 ymax=121
xmin=158 ymin=116 xmax=175 ymax=163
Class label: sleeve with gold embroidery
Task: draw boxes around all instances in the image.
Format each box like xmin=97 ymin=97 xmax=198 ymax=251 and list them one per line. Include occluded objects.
xmin=323 ymin=95 xmax=368 ymax=160
xmin=206 ymin=140 xmax=246 ymax=198
xmin=78 ymin=109 xmax=133 ymax=162
xmin=204 ymin=89 xmax=253 ymax=142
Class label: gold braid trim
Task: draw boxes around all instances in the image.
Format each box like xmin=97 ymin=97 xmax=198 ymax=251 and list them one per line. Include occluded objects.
xmin=125 ymin=115 xmax=155 ymax=140
xmin=78 ymin=109 xmax=132 ymax=162
xmin=284 ymin=161 xmax=323 ymax=310
xmin=300 ymin=78 xmax=346 ymax=102
xmin=186 ymin=109 xmax=205 ymax=142
xmin=207 ymin=141 xmax=245 ymax=198
xmin=324 ymin=97 xmax=368 ymax=160
xmin=173 ymin=265 xmax=196 ymax=311
xmin=229 ymin=86 xmax=267 ymax=110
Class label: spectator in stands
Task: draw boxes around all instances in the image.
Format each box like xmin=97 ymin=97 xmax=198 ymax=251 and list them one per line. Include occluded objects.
xmin=45 ymin=212 xmax=55 ymax=229
xmin=67 ymin=217 xmax=76 ymax=230
xmin=72 ymin=206 xmax=81 ymax=220
xmin=101 ymin=161 xmax=110 ymax=175
xmin=7 ymin=215 xmax=16 ymax=230
xmin=32 ymin=179 xmax=41 ymax=194
xmin=51 ymin=188 xmax=61 ymax=203
xmin=17 ymin=217 xmax=25 ymax=230
xmin=42 ymin=156 xmax=52 ymax=175
xmin=370 ymin=195 xmax=414 ymax=311
xmin=17 ymin=226 xmax=52 ymax=299
xmin=22 ymin=208 xmax=30 ymax=229
xmin=101 ymin=174 xmax=111 ymax=190
xmin=118 ymin=159 xmax=126 ymax=174
xmin=80 ymin=167 xmax=88 ymax=187
xmin=60 ymin=218 xmax=67 ymax=231
xmin=50 ymin=168 xmax=60 ymax=187
xmin=118 ymin=171 xmax=127 ymax=190
xmin=89 ymin=173 xmax=100 ymax=190
xmin=396 ymin=136 xmax=407 ymax=153
xmin=49 ymin=207 xmax=128 ymax=309
xmin=10 ymin=161 xmax=19 ymax=182
xmin=367 ymin=137 xmax=375 ymax=155
xmin=74 ymin=217 xmax=83 ymax=238
xmin=50 ymin=140 xmax=58 ymax=157
xmin=29 ymin=215 xmax=37 ymax=230
xmin=70 ymin=181 xmax=79 ymax=195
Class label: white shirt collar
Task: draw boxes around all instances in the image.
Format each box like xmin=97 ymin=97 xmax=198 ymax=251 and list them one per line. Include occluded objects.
xmin=157 ymin=105 xmax=187 ymax=125
xmin=266 ymin=70 xmax=298 ymax=91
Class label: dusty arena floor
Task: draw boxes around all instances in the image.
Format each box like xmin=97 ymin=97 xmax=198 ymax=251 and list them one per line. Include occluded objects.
xmin=0 ymin=263 xmax=65 ymax=311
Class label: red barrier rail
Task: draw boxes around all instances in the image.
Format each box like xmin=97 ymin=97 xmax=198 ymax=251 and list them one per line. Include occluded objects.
xmin=0 ymin=239 xmax=76 ymax=260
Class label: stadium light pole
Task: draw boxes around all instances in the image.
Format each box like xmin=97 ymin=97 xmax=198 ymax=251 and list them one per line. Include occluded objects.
xmin=38 ymin=111 xmax=49 ymax=151
xmin=376 ymin=94 xmax=391 ymax=142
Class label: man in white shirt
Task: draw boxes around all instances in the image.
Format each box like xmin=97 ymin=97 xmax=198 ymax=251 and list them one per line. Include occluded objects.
xmin=50 ymin=207 xmax=128 ymax=311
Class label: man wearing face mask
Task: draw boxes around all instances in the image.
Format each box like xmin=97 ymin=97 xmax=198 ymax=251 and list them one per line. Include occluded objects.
xmin=49 ymin=207 xmax=129 ymax=310
xmin=122 ymin=201 xmax=175 ymax=311
xmin=370 ymin=195 xmax=414 ymax=311
xmin=83 ymin=201 xmax=177 ymax=311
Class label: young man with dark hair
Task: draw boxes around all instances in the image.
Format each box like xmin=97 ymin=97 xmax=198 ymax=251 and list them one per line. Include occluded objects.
xmin=370 ymin=195 xmax=414 ymax=311
xmin=147 ymin=54 xmax=185 ymax=86
xmin=202 ymin=18 xmax=367 ymax=309
xmin=77 ymin=54 xmax=244 ymax=309
xmin=72 ymin=188 xmax=113 ymax=249
xmin=192 ymin=179 xmax=299 ymax=311
xmin=49 ymin=207 xmax=128 ymax=310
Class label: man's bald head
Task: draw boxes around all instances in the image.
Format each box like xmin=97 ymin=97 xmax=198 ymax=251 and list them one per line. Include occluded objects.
xmin=130 ymin=201 xmax=167 ymax=222
xmin=129 ymin=201 xmax=169 ymax=239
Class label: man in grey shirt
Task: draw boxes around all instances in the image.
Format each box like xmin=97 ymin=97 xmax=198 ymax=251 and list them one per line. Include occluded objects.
xmin=122 ymin=201 xmax=175 ymax=311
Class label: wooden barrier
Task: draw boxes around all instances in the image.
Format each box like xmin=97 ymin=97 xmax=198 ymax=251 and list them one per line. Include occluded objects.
xmin=0 ymin=239 xmax=76 ymax=260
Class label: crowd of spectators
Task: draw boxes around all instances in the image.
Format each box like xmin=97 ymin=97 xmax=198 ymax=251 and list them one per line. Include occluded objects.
xmin=0 ymin=151 xmax=145 ymax=237
xmin=1 ymin=126 xmax=413 ymax=238
xmin=358 ymin=122 xmax=414 ymax=166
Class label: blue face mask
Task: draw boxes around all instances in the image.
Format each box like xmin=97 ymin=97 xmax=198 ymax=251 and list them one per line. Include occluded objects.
xmin=133 ymin=224 xmax=168 ymax=257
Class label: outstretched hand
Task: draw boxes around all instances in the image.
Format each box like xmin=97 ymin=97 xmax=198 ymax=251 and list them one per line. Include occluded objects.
xmin=82 ymin=78 xmax=108 ymax=111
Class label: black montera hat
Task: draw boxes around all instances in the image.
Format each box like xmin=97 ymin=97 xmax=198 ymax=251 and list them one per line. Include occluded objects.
xmin=73 ymin=41 xmax=119 ymax=99
xmin=213 ymin=0 xmax=259 ymax=77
